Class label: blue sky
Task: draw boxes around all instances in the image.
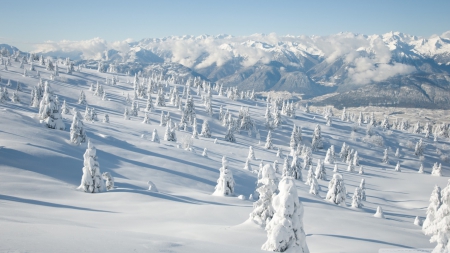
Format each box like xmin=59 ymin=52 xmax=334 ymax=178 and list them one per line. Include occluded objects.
xmin=2 ymin=0 xmax=449 ymax=51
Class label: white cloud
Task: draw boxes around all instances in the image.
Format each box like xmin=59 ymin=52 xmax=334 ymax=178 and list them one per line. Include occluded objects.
xmin=33 ymin=38 xmax=132 ymax=60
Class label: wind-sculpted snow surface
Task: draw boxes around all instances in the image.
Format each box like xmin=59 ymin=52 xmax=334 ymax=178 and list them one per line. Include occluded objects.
xmin=0 ymin=56 xmax=449 ymax=252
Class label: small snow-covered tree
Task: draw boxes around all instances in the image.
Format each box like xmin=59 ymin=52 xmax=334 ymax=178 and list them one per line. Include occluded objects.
xmin=261 ymin=177 xmax=309 ymax=253
xmin=324 ymin=147 xmax=334 ymax=164
xmin=102 ymin=114 xmax=109 ymax=123
xmin=78 ymin=140 xmax=105 ymax=193
xmin=315 ymin=159 xmax=326 ymax=181
xmin=305 ymin=165 xmax=315 ymax=186
xmin=282 ymin=156 xmax=291 ymax=178
xmin=432 ymin=162 xmax=442 ymax=176
xmin=325 ymin=174 xmax=346 ymax=205
xmin=213 ymin=158 xmax=235 ymax=196
xmin=200 ymin=120 xmax=211 ymax=138
xmin=418 ymin=163 xmax=424 ymax=173
xmin=309 ymin=176 xmax=320 ymax=195
xmin=142 ymin=112 xmax=151 ymax=124
xmin=202 ymin=148 xmax=208 ymax=157
xmin=382 ymin=148 xmax=389 ymax=164
xmin=359 ymin=179 xmax=366 ymax=201
xmin=38 ymin=86 xmax=65 ymax=130
xmin=243 ymin=159 xmax=252 ymax=171
xmin=102 ymin=172 xmax=114 ymax=191
xmin=78 ymin=90 xmax=86 ymax=105
xmin=248 ymin=146 xmax=256 ymax=160
xmin=351 ymin=187 xmax=364 ymax=208
xmin=250 ymin=164 xmax=278 ymax=226
xmin=414 ymin=138 xmax=424 ymax=157
xmin=152 ymin=129 xmax=160 ymax=143
xmin=224 ymin=125 xmax=236 ymax=143
xmin=61 ymin=100 xmax=69 ymax=114
xmin=265 ymin=130 xmax=274 ymax=149
xmin=311 ymin=124 xmax=323 ymax=151
xmin=291 ymin=155 xmax=303 ymax=181
xmin=374 ymin=206 xmax=385 ymax=218
xmin=395 ymin=161 xmax=401 ymax=172
xmin=164 ymin=122 xmax=177 ymax=142
xmin=70 ymin=113 xmax=87 ymax=145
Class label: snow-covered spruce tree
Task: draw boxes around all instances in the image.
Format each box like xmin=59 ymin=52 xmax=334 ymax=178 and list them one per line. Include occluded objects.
xmin=291 ymin=155 xmax=303 ymax=181
xmin=305 ymin=165 xmax=315 ymax=186
xmin=382 ymin=148 xmax=389 ymax=164
xmin=78 ymin=140 xmax=105 ymax=193
xmin=213 ymin=158 xmax=235 ymax=196
xmin=290 ymin=126 xmax=298 ymax=156
xmin=262 ymin=177 xmax=309 ymax=253
xmin=265 ymin=130 xmax=274 ymax=149
xmin=427 ymin=180 xmax=450 ymax=251
xmin=250 ymin=164 xmax=278 ymax=227
xmin=359 ymin=179 xmax=366 ymax=201
xmin=70 ymin=113 xmax=87 ymax=145
xmin=248 ymin=146 xmax=256 ymax=160
xmin=352 ymin=151 xmax=359 ymax=166
xmin=374 ymin=206 xmax=385 ymax=218
xmin=264 ymin=104 xmax=273 ymax=129
xmin=142 ymin=112 xmax=151 ymax=124
xmin=395 ymin=148 xmax=400 ymax=157
xmin=395 ymin=161 xmax=401 ymax=172
xmin=202 ymin=148 xmax=208 ymax=157
xmin=38 ymin=86 xmax=65 ymax=130
xmin=315 ymin=159 xmax=326 ymax=181
xmin=102 ymin=172 xmax=114 ymax=191
xmin=152 ymin=129 xmax=160 ymax=143
xmin=309 ymin=176 xmax=320 ymax=195
xmin=351 ymin=187 xmax=364 ymax=208
xmin=311 ymin=124 xmax=323 ymax=151
xmin=123 ymin=107 xmax=130 ymax=120
xmin=276 ymin=147 xmax=283 ymax=158
xmin=164 ymin=122 xmax=177 ymax=142
xmin=61 ymin=100 xmax=69 ymax=114
xmin=432 ymin=162 xmax=442 ymax=176
xmin=78 ymin=90 xmax=86 ymax=105
xmin=282 ymin=156 xmax=292 ymax=178
xmin=418 ymin=163 xmax=424 ymax=173
xmin=422 ymin=185 xmax=442 ymax=236
xmin=200 ymin=120 xmax=211 ymax=138
xmin=192 ymin=118 xmax=199 ymax=139
xmin=183 ymin=96 xmax=196 ymax=126
xmin=130 ymin=101 xmax=139 ymax=117
xmin=325 ymin=174 xmax=346 ymax=205
xmin=224 ymin=125 xmax=236 ymax=143
xmin=414 ymin=138 xmax=424 ymax=157
xmin=156 ymin=88 xmax=166 ymax=107
xmin=145 ymin=95 xmax=154 ymax=112
xmin=324 ymin=147 xmax=334 ymax=164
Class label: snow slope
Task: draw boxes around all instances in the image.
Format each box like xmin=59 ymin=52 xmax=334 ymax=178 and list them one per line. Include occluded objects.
xmin=0 ymin=59 xmax=449 ymax=252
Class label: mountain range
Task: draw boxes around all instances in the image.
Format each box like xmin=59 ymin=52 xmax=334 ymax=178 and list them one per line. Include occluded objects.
xmin=15 ymin=31 xmax=450 ymax=108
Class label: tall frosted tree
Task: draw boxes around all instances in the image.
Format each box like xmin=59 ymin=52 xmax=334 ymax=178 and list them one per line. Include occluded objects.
xmin=200 ymin=120 xmax=212 ymax=138
xmin=265 ymin=130 xmax=274 ymax=149
xmin=78 ymin=140 xmax=105 ymax=193
xmin=213 ymin=157 xmax=235 ymax=196
xmin=70 ymin=113 xmax=87 ymax=145
xmin=249 ymin=164 xmax=278 ymax=227
xmin=262 ymin=177 xmax=309 ymax=253
xmin=325 ymin=174 xmax=346 ymax=205
xmin=423 ymin=185 xmax=442 ymax=236
xmin=426 ymin=180 xmax=450 ymax=252
xmin=315 ymin=159 xmax=326 ymax=181
xmin=311 ymin=124 xmax=323 ymax=151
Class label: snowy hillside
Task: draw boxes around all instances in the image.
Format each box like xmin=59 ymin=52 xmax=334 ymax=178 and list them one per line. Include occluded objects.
xmin=1 ymin=56 xmax=450 ymax=252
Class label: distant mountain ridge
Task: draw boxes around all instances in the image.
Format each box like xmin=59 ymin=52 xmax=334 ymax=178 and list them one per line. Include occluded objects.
xmin=22 ymin=31 xmax=450 ymax=108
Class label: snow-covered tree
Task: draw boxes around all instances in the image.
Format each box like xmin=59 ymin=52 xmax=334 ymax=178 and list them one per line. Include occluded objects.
xmin=61 ymin=100 xmax=69 ymax=114
xmin=418 ymin=163 xmax=424 ymax=173
xmin=78 ymin=140 xmax=105 ymax=193
xmin=200 ymin=120 xmax=212 ymax=138
xmin=311 ymin=124 xmax=323 ymax=151
xmin=309 ymin=176 xmax=320 ymax=195
xmin=102 ymin=172 xmax=114 ymax=191
xmin=243 ymin=159 xmax=252 ymax=171
xmin=395 ymin=148 xmax=400 ymax=157
xmin=142 ymin=112 xmax=151 ymax=124
xmin=123 ymin=107 xmax=130 ymax=120
xmin=248 ymin=146 xmax=256 ymax=160
xmin=265 ymin=130 xmax=274 ymax=149
xmin=382 ymin=148 xmax=389 ymax=164
xmin=432 ymin=162 xmax=442 ymax=176
xmin=352 ymin=151 xmax=359 ymax=166
xmin=315 ymin=159 xmax=326 ymax=181
xmin=202 ymin=148 xmax=208 ymax=157
xmin=38 ymin=85 xmax=65 ymax=130
xmin=282 ymin=156 xmax=292 ymax=178
xmin=351 ymin=187 xmax=364 ymax=208
xmin=213 ymin=158 xmax=235 ymax=196
xmin=262 ymin=177 xmax=309 ymax=253
xmin=305 ymin=165 xmax=315 ymax=186
xmin=291 ymin=155 xmax=303 ymax=181
xmin=423 ymin=185 xmax=442 ymax=236
xmin=395 ymin=161 xmax=401 ymax=172
xmin=224 ymin=125 xmax=236 ymax=143
xmin=152 ymin=129 xmax=160 ymax=143
xmin=78 ymin=90 xmax=86 ymax=105
xmin=324 ymin=147 xmax=334 ymax=164
xmin=374 ymin=206 xmax=385 ymax=218
xmin=325 ymin=174 xmax=346 ymax=205
xmin=164 ymin=122 xmax=177 ymax=142
xmin=69 ymin=113 xmax=87 ymax=145
xmin=414 ymin=138 xmax=424 ymax=157
xmin=359 ymin=179 xmax=366 ymax=201
xmin=192 ymin=118 xmax=199 ymax=139
xmin=250 ymin=164 xmax=278 ymax=227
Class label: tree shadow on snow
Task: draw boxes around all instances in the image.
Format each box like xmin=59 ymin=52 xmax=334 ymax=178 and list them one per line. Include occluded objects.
xmin=308 ymin=234 xmax=414 ymax=249
xmin=0 ymin=194 xmax=115 ymax=213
